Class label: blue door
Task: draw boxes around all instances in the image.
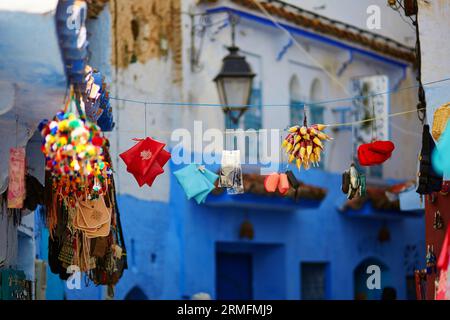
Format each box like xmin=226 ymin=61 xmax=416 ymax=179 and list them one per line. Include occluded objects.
xmin=216 ymin=252 xmax=253 ymax=300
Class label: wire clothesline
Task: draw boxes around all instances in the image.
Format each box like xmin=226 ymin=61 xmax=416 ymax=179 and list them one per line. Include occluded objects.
xmin=108 ymin=76 xmax=450 ymax=109
xmin=108 ymin=76 xmax=450 ymax=136
xmin=114 ymin=107 xmax=425 ymax=136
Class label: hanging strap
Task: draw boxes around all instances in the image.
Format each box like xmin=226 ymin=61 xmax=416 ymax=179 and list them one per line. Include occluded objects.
xmin=303 ymin=105 xmax=308 ymax=127
xmin=63 ymin=86 xmax=73 ymax=113
xmin=63 ymin=86 xmax=86 ymax=120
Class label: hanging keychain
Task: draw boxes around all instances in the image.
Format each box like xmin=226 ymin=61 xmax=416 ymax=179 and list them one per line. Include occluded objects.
xmin=426 ymin=244 xmax=437 ymax=274
xmin=433 ymin=210 xmax=444 ymax=230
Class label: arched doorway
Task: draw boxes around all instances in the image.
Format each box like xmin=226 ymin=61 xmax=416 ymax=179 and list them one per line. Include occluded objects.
xmin=124 ymin=286 xmax=148 ymax=300
xmin=353 ymin=257 xmax=392 ymax=300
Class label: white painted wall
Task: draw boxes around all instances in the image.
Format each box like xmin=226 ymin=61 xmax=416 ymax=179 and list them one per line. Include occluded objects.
xmin=418 ymin=0 xmax=450 ymax=127
xmin=90 ymin=0 xmax=421 ymax=204
xmin=418 ymin=0 xmax=450 ymax=180
xmin=284 ymin=0 xmax=416 ymax=46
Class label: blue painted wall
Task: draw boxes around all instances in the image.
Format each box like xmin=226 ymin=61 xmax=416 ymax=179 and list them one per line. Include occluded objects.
xmin=58 ymin=161 xmax=424 ymax=300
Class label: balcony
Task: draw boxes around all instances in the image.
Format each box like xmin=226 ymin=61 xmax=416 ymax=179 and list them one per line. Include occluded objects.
xmin=206 ymin=173 xmax=327 ymax=212
xmin=338 ymin=183 xmax=424 ymax=220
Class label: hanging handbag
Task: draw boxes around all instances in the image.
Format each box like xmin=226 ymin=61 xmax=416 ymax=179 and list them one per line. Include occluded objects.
xmin=91 ymin=236 xmax=109 ymax=258
xmin=58 ymin=229 xmax=75 ymax=268
xmin=75 ymin=195 xmax=111 ymax=229
xmin=23 ymin=175 xmax=45 ymax=211
xmin=89 ymin=175 xmax=127 ymax=288
xmin=417 ymin=125 xmax=443 ymax=194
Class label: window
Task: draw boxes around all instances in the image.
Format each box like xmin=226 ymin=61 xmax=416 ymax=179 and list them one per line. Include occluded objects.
xmin=301 ymin=262 xmax=329 ymax=300
xmin=352 ymin=75 xmax=389 ymax=179
xmin=289 ymin=75 xmax=303 ymax=125
xmin=244 ymin=87 xmax=262 ymax=130
xmin=290 ymin=100 xmax=305 ymax=125
xmin=309 ymin=79 xmax=324 ymax=126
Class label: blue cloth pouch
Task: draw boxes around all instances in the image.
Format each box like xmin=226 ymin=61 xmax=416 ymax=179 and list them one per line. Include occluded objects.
xmin=173 ymin=164 xmax=211 ymax=200
xmin=174 ymin=164 xmax=218 ymax=204
xmin=193 ymin=168 xmax=218 ymax=204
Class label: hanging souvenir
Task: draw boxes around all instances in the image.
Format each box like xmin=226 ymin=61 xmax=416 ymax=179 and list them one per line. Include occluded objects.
xmin=73 ymin=195 xmax=111 ymax=238
xmin=417 ymin=124 xmax=443 ymax=194
xmin=263 ymin=172 xmax=290 ymax=195
xmin=7 ymin=147 xmax=26 ymax=209
xmin=83 ymin=66 xmax=115 ymax=132
xmin=426 ymin=244 xmax=437 ymax=274
xmin=431 ymin=102 xmax=450 ymax=141
xmin=357 ymin=140 xmax=395 ymax=166
xmin=264 ymin=173 xmax=279 ymax=193
xmin=134 ymin=149 xmax=171 ymax=187
xmin=341 ymin=163 xmax=366 ymax=200
xmin=219 ymin=150 xmax=244 ymax=195
xmin=173 ymin=164 xmax=218 ymax=204
xmin=357 ymin=103 xmax=395 ymax=166
xmin=40 ymin=92 xmax=110 ymax=195
xmin=119 ymin=137 xmax=170 ymax=187
xmin=282 ymin=116 xmax=332 ymax=170
xmin=286 ymin=170 xmax=303 ymax=200
xmin=434 ymin=211 xmax=444 ymax=230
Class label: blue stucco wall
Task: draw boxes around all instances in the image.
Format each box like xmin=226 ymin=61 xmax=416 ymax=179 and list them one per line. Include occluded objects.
xmin=60 ymin=161 xmax=424 ymax=300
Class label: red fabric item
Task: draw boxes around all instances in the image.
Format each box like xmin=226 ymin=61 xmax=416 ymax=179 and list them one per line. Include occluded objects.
xmin=134 ymin=149 xmax=171 ymax=187
xmin=369 ymin=140 xmax=395 ymax=154
xmin=436 ymin=225 xmax=450 ymax=300
xmin=120 ymin=137 xmax=168 ymax=187
xmin=357 ymin=140 xmax=395 ymax=166
xmin=264 ymin=173 xmax=280 ymax=193
xmin=278 ymin=173 xmax=290 ymax=195
xmin=120 ymin=137 xmax=165 ymax=176
xmin=438 ymin=224 xmax=450 ymax=271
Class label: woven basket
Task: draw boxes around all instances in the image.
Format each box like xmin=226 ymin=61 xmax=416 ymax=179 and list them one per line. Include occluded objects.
xmin=432 ymin=103 xmax=450 ymax=141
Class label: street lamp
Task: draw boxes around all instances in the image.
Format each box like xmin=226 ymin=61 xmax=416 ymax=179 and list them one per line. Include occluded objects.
xmin=214 ymin=15 xmax=255 ymax=125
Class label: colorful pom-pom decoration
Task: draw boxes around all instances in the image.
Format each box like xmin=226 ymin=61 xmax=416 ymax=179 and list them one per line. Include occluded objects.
xmin=40 ymin=109 xmax=110 ymax=194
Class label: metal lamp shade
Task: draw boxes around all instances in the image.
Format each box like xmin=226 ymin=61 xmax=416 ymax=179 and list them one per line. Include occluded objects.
xmin=214 ymin=46 xmax=255 ymax=123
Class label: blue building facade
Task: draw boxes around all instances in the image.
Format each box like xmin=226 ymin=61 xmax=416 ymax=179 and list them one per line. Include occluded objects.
xmin=32 ymin=0 xmax=424 ymax=301
xmin=58 ymin=160 xmax=424 ymax=300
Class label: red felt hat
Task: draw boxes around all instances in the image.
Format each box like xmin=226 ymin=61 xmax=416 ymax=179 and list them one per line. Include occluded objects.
xmin=357 ymin=140 xmax=395 ymax=166
xmin=369 ymin=140 xmax=395 ymax=155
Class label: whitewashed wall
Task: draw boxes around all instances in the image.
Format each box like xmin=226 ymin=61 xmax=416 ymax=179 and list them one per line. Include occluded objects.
xmin=90 ymin=0 xmax=421 ymax=204
xmin=418 ymin=0 xmax=450 ymax=179
xmin=181 ymin=0 xmax=420 ymax=180
xmin=284 ymin=0 xmax=416 ymax=47
xmin=418 ymin=0 xmax=450 ymax=127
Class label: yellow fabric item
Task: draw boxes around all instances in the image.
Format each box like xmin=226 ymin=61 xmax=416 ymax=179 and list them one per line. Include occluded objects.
xmin=432 ymin=103 xmax=450 ymax=141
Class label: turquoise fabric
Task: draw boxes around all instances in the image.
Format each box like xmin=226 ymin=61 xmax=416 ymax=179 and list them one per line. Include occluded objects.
xmin=173 ymin=164 xmax=218 ymax=204
xmin=193 ymin=169 xmax=219 ymax=204
xmin=433 ymin=122 xmax=450 ymax=176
